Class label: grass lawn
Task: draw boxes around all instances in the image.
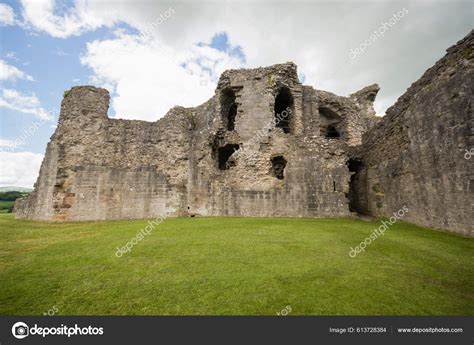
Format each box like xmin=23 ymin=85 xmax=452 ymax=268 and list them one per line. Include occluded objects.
xmin=0 ymin=213 xmax=472 ymax=315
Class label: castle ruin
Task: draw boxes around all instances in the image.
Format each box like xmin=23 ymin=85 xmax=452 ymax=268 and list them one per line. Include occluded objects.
xmin=15 ymin=31 xmax=473 ymax=236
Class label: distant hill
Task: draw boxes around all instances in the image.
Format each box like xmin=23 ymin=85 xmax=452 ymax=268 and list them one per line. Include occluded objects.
xmin=0 ymin=186 xmax=33 ymax=192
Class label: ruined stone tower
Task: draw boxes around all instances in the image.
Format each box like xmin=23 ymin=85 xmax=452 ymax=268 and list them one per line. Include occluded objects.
xmin=15 ymin=31 xmax=473 ymax=236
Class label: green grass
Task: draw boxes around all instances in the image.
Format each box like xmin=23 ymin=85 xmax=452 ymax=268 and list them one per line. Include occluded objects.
xmin=0 ymin=214 xmax=472 ymax=315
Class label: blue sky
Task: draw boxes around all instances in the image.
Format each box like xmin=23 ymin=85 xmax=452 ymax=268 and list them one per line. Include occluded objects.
xmin=1 ymin=5 xmax=113 ymax=154
xmin=0 ymin=0 xmax=472 ymax=187
xmin=1 ymin=23 xmax=244 ymax=152
xmin=0 ymin=2 xmax=244 ymax=156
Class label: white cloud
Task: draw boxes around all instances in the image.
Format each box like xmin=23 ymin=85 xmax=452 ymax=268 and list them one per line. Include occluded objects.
xmin=0 ymin=3 xmax=15 ymax=26
xmin=374 ymin=96 xmax=399 ymax=117
xmin=19 ymin=0 xmax=122 ymax=38
xmin=0 ymin=138 xmax=19 ymax=150
xmin=0 ymin=151 xmax=43 ymax=188
xmin=54 ymin=47 xmax=68 ymax=56
xmin=0 ymin=60 xmax=34 ymax=81
xmin=5 ymin=51 xmax=19 ymax=61
xmin=81 ymin=31 xmax=243 ymax=120
xmin=19 ymin=0 xmax=474 ymax=117
xmin=0 ymin=89 xmax=52 ymax=120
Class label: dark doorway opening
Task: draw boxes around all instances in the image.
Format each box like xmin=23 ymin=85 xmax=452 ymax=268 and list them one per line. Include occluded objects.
xmin=218 ymin=144 xmax=239 ymax=170
xmin=271 ymin=156 xmax=287 ymax=180
xmin=347 ymin=159 xmax=368 ymax=214
xmin=326 ymin=125 xmax=341 ymax=138
xmin=274 ymin=87 xmax=293 ymax=133
xmin=221 ymin=88 xmax=237 ymax=131
xmin=319 ymin=107 xmax=342 ymax=139
xmin=227 ymin=103 xmax=237 ymax=131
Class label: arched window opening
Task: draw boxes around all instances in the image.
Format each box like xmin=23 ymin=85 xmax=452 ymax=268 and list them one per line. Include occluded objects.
xmin=326 ymin=125 xmax=341 ymax=138
xmin=227 ymin=103 xmax=237 ymax=131
xmin=271 ymin=156 xmax=287 ymax=180
xmin=274 ymin=87 xmax=293 ymax=133
xmin=218 ymin=144 xmax=239 ymax=170
xmin=221 ymin=88 xmax=237 ymax=131
xmin=319 ymin=107 xmax=342 ymax=139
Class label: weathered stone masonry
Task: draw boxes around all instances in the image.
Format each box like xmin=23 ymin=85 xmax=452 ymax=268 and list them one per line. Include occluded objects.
xmin=15 ymin=31 xmax=473 ymax=236
xmin=349 ymin=31 xmax=473 ymax=236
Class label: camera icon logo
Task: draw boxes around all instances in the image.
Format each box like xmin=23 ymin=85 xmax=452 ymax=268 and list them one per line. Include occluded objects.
xmin=12 ymin=322 xmax=29 ymax=339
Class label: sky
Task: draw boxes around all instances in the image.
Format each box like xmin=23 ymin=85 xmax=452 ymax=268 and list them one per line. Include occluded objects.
xmin=0 ymin=0 xmax=472 ymax=188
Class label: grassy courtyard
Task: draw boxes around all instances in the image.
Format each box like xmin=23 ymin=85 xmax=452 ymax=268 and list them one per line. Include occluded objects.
xmin=0 ymin=214 xmax=472 ymax=315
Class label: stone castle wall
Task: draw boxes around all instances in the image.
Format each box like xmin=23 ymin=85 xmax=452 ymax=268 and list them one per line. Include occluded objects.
xmin=15 ymin=63 xmax=378 ymax=221
xmin=15 ymin=31 xmax=473 ymax=235
xmin=350 ymin=31 xmax=473 ymax=236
